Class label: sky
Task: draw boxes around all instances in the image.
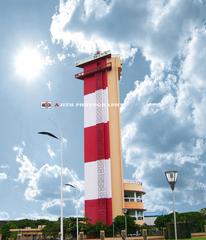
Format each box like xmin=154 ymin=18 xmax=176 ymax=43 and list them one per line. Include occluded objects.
xmin=0 ymin=0 xmax=206 ymax=220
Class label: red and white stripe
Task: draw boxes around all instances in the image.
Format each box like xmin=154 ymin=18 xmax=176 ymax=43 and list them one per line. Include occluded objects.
xmin=84 ymin=88 xmax=109 ymax=128
xmin=83 ymin=63 xmax=112 ymax=225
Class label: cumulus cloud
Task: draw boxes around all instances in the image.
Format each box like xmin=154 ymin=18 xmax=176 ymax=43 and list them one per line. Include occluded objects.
xmin=39 ymin=164 xmax=84 ymax=216
xmin=121 ymin=68 xmax=206 ymax=211
xmin=50 ymin=0 xmax=206 ymax=212
xmin=0 ymin=172 xmax=7 ymax=180
xmin=46 ymin=80 xmax=52 ymax=91
xmin=51 ymin=0 xmax=206 ymax=64
xmin=47 ymin=144 xmax=56 ymax=159
xmin=50 ymin=0 xmax=141 ymax=58
xmin=41 ymin=199 xmax=63 ymax=212
xmin=0 ymin=211 xmax=9 ymax=220
xmin=182 ymin=28 xmax=206 ymax=89
xmin=37 ymin=40 xmax=55 ymax=65
xmin=57 ymin=53 xmax=67 ymax=61
xmin=18 ymin=212 xmax=57 ymax=221
xmin=0 ymin=164 xmax=9 ymax=169
xmin=14 ymin=145 xmax=40 ymax=200
xmin=14 ymin=143 xmax=84 ymax=217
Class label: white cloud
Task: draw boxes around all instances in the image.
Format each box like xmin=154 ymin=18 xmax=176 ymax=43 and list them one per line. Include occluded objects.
xmin=57 ymin=53 xmax=66 ymax=61
xmin=0 ymin=164 xmax=9 ymax=169
xmin=50 ymin=0 xmax=142 ymax=58
xmin=193 ymin=95 xmax=206 ymax=137
xmin=14 ymin=148 xmax=37 ymax=184
xmin=14 ymin=145 xmax=39 ymax=200
xmin=0 ymin=211 xmax=9 ymax=220
xmin=49 ymin=0 xmax=206 ymax=212
xmin=0 ymin=172 xmax=7 ymax=180
xmin=121 ymin=122 xmax=137 ymax=153
xmin=120 ymin=70 xmax=206 ymax=211
xmin=42 ymin=199 xmax=63 ymax=211
xmin=17 ymin=212 xmax=57 ymax=221
xmin=62 ymin=137 xmax=68 ymax=145
xmin=46 ymin=80 xmax=52 ymax=91
xmin=14 ymin=143 xmax=84 ymax=216
xmin=37 ymin=40 xmax=55 ymax=65
xmin=13 ymin=146 xmax=37 ymax=183
xmin=51 ymin=0 xmax=206 ymax=64
xmin=182 ymin=28 xmax=206 ymax=89
xmin=83 ymin=0 xmax=112 ymax=19
xmin=38 ymin=40 xmax=49 ymax=51
xmin=47 ymin=144 xmax=56 ymax=159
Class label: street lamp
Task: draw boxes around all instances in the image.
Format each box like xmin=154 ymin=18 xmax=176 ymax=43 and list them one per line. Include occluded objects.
xmin=122 ymin=208 xmax=128 ymax=238
xmin=165 ymin=171 xmax=178 ymax=240
xmin=38 ymin=131 xmax=64 ymax=240
xmin=65 ymin=183 xmax=79 ymax=240
xmin=112 ymin=218 xmax=115 ymax=239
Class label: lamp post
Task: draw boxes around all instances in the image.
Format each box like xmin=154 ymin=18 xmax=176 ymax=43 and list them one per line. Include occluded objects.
xmin=122 ymin=208 xmax=128 ymax=238
xmin=165 ymin=171 xmax=178 ymax=240
xmin=65 ymin=183 xmax=79 ymax=240
xmin=38 ymin=131 xmax=64 ymax=240
xmin=112 ymin=218 xmax=115 ymax=239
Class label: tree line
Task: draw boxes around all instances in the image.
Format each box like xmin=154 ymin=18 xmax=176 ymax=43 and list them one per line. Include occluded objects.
xmin=155 ymin=210 xmax=206 ymax=232
xmin=0 ymin=215 xmax=140 ymax=240
xmin=1 ymin=209 xmax=205 ymax=240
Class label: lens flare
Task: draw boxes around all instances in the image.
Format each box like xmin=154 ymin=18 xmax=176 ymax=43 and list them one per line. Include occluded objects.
xmin=15 ymin=47 xmax=44 ymax=81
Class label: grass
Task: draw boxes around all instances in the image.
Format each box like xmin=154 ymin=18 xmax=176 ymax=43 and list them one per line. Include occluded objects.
xmin=166 ymin=238 xmax=206 ymax=240
xmin=191 ymin=238 xmax=206 ymax=240
xmin=155 ymin=237 xmax=206 ymax=240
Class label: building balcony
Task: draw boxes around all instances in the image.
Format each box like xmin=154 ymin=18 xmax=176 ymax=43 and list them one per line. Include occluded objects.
xmin=75 ymin=62 xmax=112 ymax=80
xmin=123 ymin=180 xmax=146 ymax=225
xmin=123 ymin=180 xmax=145 ymax=210
xmin=124 ymin=201 xmax=145 ymax=210
xmin=124 ymin=197 xmax=143 ymax=202
xmin=124 ymin=180 xmax=145 ymax=194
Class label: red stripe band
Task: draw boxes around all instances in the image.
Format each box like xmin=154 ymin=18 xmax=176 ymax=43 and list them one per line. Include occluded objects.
xmin=85 ymin=198 xmax=112 ymax=225
xmin=84 ymin=122 xmax=110 ymax=162
xmin=84 ymin=58 xmax=108 ymax=95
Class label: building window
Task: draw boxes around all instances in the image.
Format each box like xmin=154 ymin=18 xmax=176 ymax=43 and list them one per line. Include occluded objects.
xmin=127 ymin=210 xmax=144 ymax=221
xmin=124 ymin=191 xmax=142 ymax=202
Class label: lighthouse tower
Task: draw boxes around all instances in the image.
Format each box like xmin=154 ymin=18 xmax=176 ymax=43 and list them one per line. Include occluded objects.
xmin=75 ymin=51 xmax=145 ymax=225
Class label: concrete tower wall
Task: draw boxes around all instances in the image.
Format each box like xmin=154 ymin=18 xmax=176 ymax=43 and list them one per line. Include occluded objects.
xmin=79 ymin=54 xmax=113 ymax=225
xmin=75 ymin=52 xmax=143 ymax=226
xmin=107 ymin=57 xmax=124 ymax=219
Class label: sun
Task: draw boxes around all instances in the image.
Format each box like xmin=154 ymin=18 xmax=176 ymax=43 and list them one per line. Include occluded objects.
xmin=15 ymin=47 xmax=44 ymax=81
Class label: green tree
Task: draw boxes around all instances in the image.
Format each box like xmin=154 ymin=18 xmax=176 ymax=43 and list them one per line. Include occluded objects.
xmin=84 ymin=221 xmax=108 ymax=238
xmin=113 ymin=215 xmax=138 ymax=235
xmin=155 ymin=211 xmax=205 ymax=232
xmin=42 ymin=221 xmax=59 ymax=240
xmin=63 ymin=217 xmax=87 ymax=238
xmin=0 ymin=223 xmax=10 ymax=240
xmin=155 ymin=213 xmax=174 ymax=228
xmin=200 ymin=208 xmax=206 ymax=216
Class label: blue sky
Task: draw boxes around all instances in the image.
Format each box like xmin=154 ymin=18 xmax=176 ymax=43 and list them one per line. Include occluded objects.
xmin=0 ymin=0 xmax=206 ymax=220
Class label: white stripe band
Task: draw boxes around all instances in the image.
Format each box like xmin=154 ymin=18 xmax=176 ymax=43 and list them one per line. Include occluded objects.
xmin=84 ymin=159 xmax=112 ymax=200
xmin=84 ymin=88 xmax=109 ymax=128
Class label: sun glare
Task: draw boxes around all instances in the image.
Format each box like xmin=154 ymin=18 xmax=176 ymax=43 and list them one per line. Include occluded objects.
xmin=15 ymin=47 xmax=44 ymax=81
